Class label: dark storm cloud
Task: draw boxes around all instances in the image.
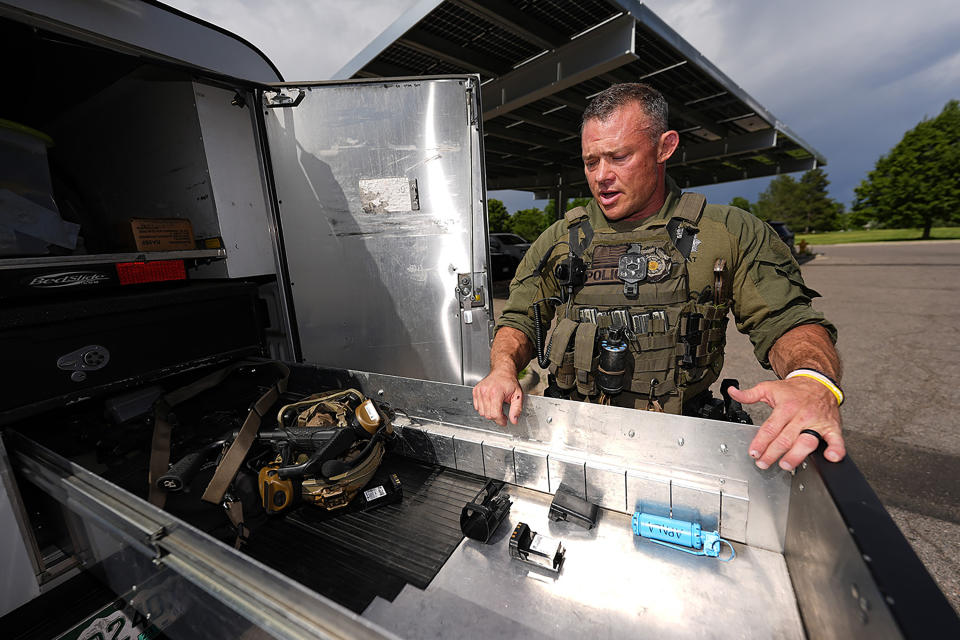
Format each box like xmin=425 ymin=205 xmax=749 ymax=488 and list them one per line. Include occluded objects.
xmin=644 ymin=0 xmax=960 ymax=207
xmin=164 ymin=0 xmax=959 ymax=210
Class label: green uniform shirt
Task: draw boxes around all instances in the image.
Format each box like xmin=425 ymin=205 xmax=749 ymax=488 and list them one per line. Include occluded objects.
xmin=496 ymin=180 xmax=836 ymax=368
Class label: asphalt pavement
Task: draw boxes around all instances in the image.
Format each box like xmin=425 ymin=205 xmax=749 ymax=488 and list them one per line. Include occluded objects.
xmin=492 ymin=239 xmax=960 ymax=614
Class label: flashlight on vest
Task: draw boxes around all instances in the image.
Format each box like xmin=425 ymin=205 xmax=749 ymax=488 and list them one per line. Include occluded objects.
xmin=598 ymin=329 xmax=627 ymax=395
xmin=631 ymin=512 xmax=735 ymax=561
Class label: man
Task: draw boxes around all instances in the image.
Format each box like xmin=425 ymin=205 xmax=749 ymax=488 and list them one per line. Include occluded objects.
xmin=473 ymin=83 xmax=844 ymax=472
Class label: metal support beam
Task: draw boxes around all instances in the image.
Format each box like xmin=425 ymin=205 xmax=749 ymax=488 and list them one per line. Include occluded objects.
xmin=481 ymin=15 xmax=637 ymax=121
xmin=668 ymin=129 xmax=777 ymax=166
xmin=487 ymin=168 xmax=585 ymax=192
xmin=399 ymin=26 xmax=509 ymax=77
xmin=451 ymin=0 xmax=567 ymax=50
xmin=484 ymin=122 xmax=577 ymax=154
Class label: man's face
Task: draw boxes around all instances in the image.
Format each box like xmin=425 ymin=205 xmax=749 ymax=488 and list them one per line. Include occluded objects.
xmin=581 ymin=102 xmax=678 ymax=221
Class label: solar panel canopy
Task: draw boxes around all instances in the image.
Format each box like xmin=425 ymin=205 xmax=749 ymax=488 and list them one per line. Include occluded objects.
xmin=336 ymin=0 xmax=825 ymax=198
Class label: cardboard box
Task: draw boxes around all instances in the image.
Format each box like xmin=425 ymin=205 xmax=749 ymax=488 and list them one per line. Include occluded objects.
xmin=129 ymin=218 xmax=195 ymax=251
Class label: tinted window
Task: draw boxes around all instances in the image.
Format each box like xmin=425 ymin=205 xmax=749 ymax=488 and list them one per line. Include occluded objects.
xmin=494 ymin=234 xmax=528 ymax=245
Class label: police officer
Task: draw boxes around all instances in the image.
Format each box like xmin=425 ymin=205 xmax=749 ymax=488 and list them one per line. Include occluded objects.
xmin=473 ymin=83 xmax=844 ymax=471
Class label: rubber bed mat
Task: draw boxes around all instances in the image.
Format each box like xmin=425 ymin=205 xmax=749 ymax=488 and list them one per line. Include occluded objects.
xmin=243 ymin=456 xmax=487 ymax=613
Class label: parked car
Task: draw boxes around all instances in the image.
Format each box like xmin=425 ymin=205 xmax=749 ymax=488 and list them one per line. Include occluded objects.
xmin=767 ymin=221 xmax=796 ymax=255
xmin=489 ymin=240 xmax=519 ymax=280
xmin=490 ymin=232 xmax=531 ymax=263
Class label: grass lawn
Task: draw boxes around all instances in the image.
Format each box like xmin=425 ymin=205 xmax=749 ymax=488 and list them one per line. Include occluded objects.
xmin=796 ymin=227 xmax=960 ymax=245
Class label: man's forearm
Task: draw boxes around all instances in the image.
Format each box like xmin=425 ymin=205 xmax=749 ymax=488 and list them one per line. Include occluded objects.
xmin=768 ymin=324 xmax=842 ymax=380
xmin=490 ymin=327 xmax=535 ymax=376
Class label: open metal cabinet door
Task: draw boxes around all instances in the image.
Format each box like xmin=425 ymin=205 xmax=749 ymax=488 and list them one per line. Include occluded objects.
xmin=261 ymin=76 xmax=492 ymax=385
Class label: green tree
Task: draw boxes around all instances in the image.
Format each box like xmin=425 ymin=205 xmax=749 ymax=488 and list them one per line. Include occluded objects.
xmin=852 ymin=99 xmax=960 ymax=238
xmin=729 ymin=196 xmax=752 ymax=213
xmin=752 ymin=168 xmax=844 ymax=232
xmin=509 ymin=207 xmax=550 ymax=241
xmin=799 ymin=168 xmax=844 ymax=232
xmin=487 ymin=198 xmax=510 ymax=233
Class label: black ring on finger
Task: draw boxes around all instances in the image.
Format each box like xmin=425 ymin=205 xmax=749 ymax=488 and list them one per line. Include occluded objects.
xmin=799 ymin=428 xmax=826 ymax=450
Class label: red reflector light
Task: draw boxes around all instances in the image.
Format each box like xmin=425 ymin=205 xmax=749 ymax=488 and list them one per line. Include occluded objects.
xmin=115 ymin=260 xmax=187 ymax=285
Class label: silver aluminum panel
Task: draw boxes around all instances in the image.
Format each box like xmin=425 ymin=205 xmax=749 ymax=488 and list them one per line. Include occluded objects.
xmin=626 ymin=469 xmax=672 ymax=519
xmin=785 ymin=466 xmax=901 ymax=638
xmin=720 ymin=479 xmax=750 ymax=543
xmin=453 ymin=437 xmax=485 ymax=476
xmin=671 ymin=479 xmax=721 ymax=533
xmin=400 ymin=427 xmax=456 ymax=468
xmin=548 ymin=454 xmax=586 ymax=498
xmin=585 ymin=460 xmax=627 ymax=512
xmin=482 ymin=442 xmax=516 ymax=484
xmin=364 ymin=485 xmax=805 ymax=640
xmin=352 ymin=369 xmax=790 ymax=552
xmin=265 ymin=77 xmax=491 ymax=385
xmin=513 ymin=447 xmax=550 ymax=493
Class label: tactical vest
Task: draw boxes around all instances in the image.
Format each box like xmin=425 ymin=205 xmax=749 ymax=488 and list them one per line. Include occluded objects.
xmin=546 ymin=194 xmax=729 ymax=414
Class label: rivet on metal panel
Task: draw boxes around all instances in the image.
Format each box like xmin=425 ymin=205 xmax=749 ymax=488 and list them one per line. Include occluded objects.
xmin=628 ymin=430 xmax=635 ymax=438
xmin=719 ymin=478 xmax=725 ymax=485
xmin=377 ymin=389 xmax=384 ymax=396
xmin=719 ymin=443 xmax=728 ymax=454
xmin=677 ymin=437 xmax=684 ymax=447
xmin=547 ymin=416 xmax=553 ymax=423
xmin=858 ymin=597 xmax=871 ymax=612
xmin=799 ymin=483 xmax=805 ymax=492
xmin=801 ymin=461 xmax=808 ymax=470
xmin=851 ymin=583 xmax=859 ymax=599
xmin=863 ymin=554 xmax=872 ymax=563
xmin=885 ymin=595 xmax=895 ymax=606
xmin=131 ymin=585 xmax=137 ymax=592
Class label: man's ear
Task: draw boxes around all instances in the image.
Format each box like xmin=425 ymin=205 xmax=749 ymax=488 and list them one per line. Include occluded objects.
xmin=657 ymin=130 xmax=680 ymax=164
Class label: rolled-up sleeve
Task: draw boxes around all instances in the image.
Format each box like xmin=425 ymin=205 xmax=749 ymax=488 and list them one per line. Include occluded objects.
xmin=728 ymin=212 xmax=837 ymax=367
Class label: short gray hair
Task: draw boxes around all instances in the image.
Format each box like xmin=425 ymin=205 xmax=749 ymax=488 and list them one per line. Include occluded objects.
xmin=581 ymin=83 xmax=669 ymax=141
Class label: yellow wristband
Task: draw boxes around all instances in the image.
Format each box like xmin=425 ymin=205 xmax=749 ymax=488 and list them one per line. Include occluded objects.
xmin=785 ymin=369 xmax=844 ymax=406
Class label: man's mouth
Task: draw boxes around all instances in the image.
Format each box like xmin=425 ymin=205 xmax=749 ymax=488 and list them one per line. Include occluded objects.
xmin=598 ymin=190 xmax=620 ymax=206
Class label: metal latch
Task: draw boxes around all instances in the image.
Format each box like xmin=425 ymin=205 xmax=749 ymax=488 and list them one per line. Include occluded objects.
xmin=457 ymin=273 xmax=485 ymax=309
xmin=264 ymin=89 xmax=305 ymax=108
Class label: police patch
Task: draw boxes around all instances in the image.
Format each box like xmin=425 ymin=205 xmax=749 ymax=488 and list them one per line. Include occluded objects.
xmin=585 ymin=245 xmax=629 ymax=285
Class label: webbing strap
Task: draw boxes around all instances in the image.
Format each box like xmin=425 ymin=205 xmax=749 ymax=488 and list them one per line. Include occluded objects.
xmin=674 ymin=192 xmax=707 ymax=223
xmin=201 ymin=366 xmax=289 ymax=505
xmin=574 ymin=322 xmax=598 ymax=370
xmin=666 ymin=192 xmax=707 ymax=261
xmin=148 ymin=362 xmax=247 ymax=507
xmin=224 ymin=499 xmax=249 ymax=549
xmin=147 ymin=360 xmax=289 ymax=509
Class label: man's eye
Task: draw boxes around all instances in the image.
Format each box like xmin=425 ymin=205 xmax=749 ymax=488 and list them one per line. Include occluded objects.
xmin=584 ymin=159 xmax=597 ymax=169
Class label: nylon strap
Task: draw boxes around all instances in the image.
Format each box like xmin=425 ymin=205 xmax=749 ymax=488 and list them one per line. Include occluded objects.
xmin=665 ymin=192 xmax=707 ymax=261
xmin=224 ymin=499 xmax=249 ymax=549
xmin=147 ymin=360 xmax=289 ymax=509
xmin=148 ymin=362 xmax=252 ymax=507
xmin=201 ymin=364 xmax=290 ymax=505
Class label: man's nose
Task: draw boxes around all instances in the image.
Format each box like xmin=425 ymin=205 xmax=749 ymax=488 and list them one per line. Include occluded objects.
xmin=594 ymin=158 xmax=614 ymax=183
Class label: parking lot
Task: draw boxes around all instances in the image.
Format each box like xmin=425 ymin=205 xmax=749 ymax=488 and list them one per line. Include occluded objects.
xmin=493 ymin=240 xmax=960 ymax=612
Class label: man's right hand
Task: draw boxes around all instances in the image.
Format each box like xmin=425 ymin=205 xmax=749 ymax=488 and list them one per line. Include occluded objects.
xmin=473 ymin=367 xmax=524 ymax=426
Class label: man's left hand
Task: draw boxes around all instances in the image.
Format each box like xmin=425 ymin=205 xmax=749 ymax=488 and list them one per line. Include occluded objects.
xmin=727 ymin=377 xmax=845 ymax=471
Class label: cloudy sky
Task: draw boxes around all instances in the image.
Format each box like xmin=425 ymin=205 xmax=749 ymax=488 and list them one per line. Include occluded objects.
xmin=166 ymin=0 xmax=960 ymax=213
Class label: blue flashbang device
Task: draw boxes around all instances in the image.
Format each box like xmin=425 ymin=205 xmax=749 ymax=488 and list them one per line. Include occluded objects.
xmin=631 ymin=512 xmax=736 ymax=561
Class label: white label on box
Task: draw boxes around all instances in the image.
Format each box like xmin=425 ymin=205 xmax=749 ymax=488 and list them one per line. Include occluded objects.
xmin=364 ymin=485 xmax=387 ymax=501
